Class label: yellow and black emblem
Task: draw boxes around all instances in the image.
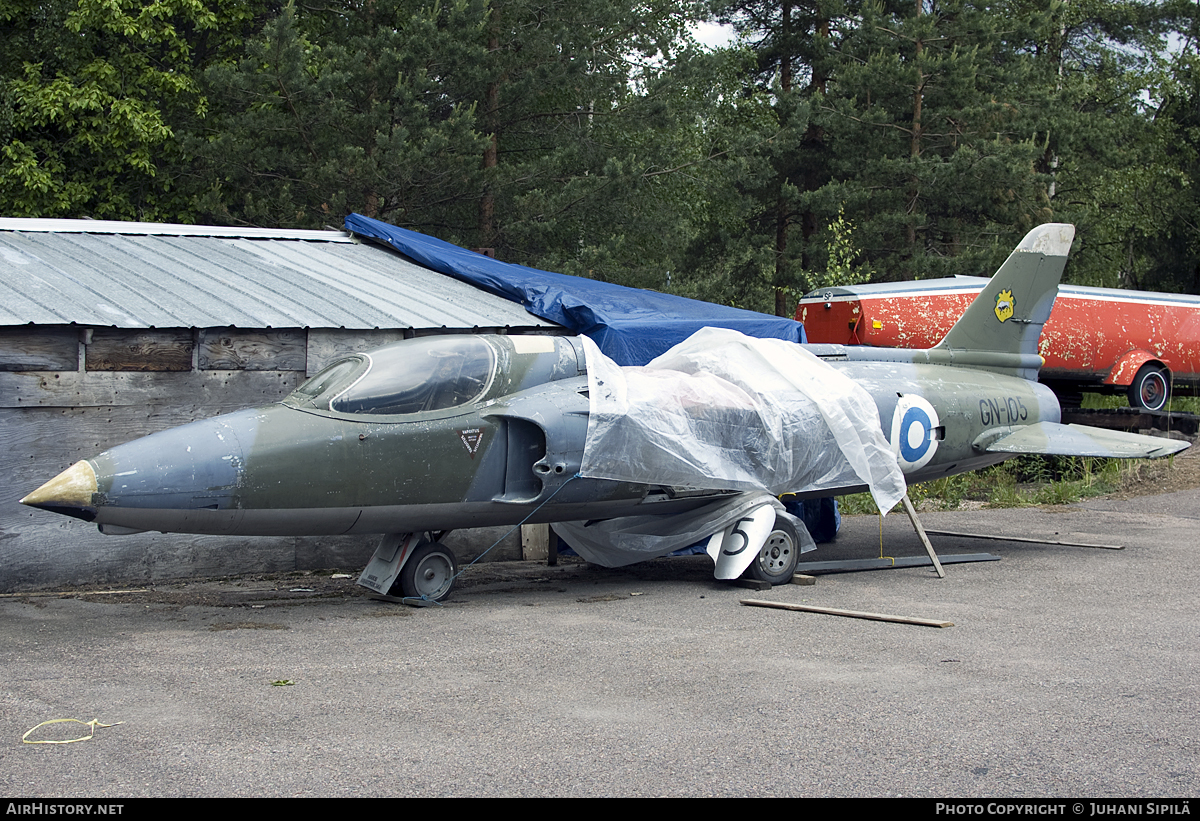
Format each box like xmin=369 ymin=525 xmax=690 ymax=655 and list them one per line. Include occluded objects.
xmin=994 ymin=288 xmax=1014 ymax=322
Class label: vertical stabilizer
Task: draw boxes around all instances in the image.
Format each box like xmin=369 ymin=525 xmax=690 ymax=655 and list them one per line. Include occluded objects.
xmin=935 ymin=224 xmax=1074 ymax=366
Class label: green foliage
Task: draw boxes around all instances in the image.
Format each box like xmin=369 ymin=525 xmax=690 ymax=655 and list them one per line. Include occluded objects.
xmin=182 ymin=0 xmax=491 ymax=230
xmin=804 ymin=205 xmax=870 ymax=291
xmin=817 ymin=0 xmax=1055 ymax=281
xmin=467 ymin=0 xmax=720 ymax=276
xmin=0 ymin=0 xmax=225 ymax=219
xmin=169 ymin=0 xmax=732 ymax=280
xmin=0 ymin=0 xmax=295 ymax=220
xmin=3 ymin=0 xmax=1199 ymax=309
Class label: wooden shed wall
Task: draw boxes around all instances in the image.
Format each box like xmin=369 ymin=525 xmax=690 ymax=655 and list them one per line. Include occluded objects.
xmin=0 ymin=326 xmax=520 ymax=592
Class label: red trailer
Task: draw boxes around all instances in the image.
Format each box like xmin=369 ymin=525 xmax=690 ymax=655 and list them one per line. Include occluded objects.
xmin=796 ymin=277 xmax=1200 ymax=411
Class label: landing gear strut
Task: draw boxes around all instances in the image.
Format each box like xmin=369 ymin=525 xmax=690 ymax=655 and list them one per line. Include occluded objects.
xmin=357 ymin=532 xmax=459 ymax=603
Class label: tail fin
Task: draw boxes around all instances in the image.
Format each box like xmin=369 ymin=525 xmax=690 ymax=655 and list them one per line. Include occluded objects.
xmin=936 ymin=224 xmax=1075 ymax=362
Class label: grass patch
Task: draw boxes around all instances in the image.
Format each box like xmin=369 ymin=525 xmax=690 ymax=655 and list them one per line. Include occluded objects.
xmin=1080 ymin=390 xmax=1200 ymax=414
xmin=838 ymin=454 xmax=1143 ymax=514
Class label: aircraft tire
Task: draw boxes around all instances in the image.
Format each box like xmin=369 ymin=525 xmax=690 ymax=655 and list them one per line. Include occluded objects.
xmin=1128 ymin=364 xmax=1171 ymax=412
xmin=397 ymin=540 xmax=458 ymax=602
xmin=743 ymin=514 xmax=798 ymax=585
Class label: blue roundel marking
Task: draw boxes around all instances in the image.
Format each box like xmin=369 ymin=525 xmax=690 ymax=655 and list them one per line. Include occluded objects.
xmin=899 ymin=406 xmax=932 ymax=463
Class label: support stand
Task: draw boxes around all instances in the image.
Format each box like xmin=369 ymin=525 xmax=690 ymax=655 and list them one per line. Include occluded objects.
xmin=901 ymin=493 xmax=945 ymax=578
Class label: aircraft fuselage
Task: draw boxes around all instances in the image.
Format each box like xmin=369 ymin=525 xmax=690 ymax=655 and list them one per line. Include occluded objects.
xmin=28 ymin=333 xmax=1061 ymax=538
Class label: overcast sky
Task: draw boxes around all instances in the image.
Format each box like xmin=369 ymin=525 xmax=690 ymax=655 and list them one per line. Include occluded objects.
xmin=691 ymin=21 xmax=736 ymax=50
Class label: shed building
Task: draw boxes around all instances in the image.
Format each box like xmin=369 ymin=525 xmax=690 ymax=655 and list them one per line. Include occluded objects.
xmin=0 ymin=218 xmax=557 ymax=592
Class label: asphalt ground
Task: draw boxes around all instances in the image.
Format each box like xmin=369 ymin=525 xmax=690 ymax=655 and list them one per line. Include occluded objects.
xmin=1 ymin=491 xmax=1197 ymax=798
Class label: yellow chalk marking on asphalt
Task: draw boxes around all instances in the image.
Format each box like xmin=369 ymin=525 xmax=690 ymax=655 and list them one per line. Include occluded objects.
xmin=22 ymin=718 xmax=123 ymax=744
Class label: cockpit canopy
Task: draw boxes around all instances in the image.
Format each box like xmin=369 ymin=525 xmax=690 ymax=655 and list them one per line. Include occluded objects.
xmin=288 ymin=336 xmax=496 ymax=416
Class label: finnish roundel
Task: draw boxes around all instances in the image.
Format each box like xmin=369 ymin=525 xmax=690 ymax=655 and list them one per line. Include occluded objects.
xmin=890 ymin=395 xmax=940 ymax=472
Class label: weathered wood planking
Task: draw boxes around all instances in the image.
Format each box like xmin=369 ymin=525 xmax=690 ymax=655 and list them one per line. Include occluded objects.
xmin=0 ymin=369 xmax=305 ymax=409
xmin=199 ymin=328 xmax=307 ymax=371
xmin=0 ymin=374 xmax=307 ymax=591
xmin=86 ymin=329 xmax=193 ymax=371
xmin=2 ymin=326 xmax=475 ymax=376
xmin=306 ymin=328 xmax=411 ymax=374
xmin=0 ymin=327 xmax=80 ymax=371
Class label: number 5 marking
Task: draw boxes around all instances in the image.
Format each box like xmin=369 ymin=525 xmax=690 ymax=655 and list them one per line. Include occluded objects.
xmin=722 ymin=517 xmax=754 ymax=556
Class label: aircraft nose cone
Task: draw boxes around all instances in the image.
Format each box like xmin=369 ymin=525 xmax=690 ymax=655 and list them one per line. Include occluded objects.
xmin=20 ymin=460 xmax=100 ymax=521
xmin=22 ymin=408 xmax=262 ymax=532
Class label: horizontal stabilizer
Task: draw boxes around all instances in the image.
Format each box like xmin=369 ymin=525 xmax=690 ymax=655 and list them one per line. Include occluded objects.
xmin=982 ymin=422 xmax=1189 ymax=459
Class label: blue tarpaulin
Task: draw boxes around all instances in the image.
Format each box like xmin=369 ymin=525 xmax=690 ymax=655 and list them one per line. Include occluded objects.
xmin=345 ymin=214 xmax=805 ymax=366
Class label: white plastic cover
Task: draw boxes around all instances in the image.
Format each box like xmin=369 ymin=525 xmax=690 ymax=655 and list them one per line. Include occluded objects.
xmin=579 ymin=328 xmax=906 ymax=513
xmin=553 ymin=492 xmax=814 ymax=568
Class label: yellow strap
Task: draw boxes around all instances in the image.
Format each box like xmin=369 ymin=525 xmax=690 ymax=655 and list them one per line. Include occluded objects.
xmin=22 ymin=718 xmax=123 ymax=745
xmin=878 ymin=511 xmax=894 ymax=566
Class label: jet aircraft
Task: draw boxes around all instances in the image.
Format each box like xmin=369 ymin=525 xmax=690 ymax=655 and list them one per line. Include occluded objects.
xmin=21 ymin=224 xmax=1188 ymax=602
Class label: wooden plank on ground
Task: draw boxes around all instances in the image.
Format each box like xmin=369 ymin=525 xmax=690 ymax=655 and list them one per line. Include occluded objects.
xmin=1060 ymin=407 xmax=1200 ymax=436
xmin=923 ymin=530 xmax=1123 ymax=550
xmin=0 ymin=589 xmax=149 ymax=598
xmin=741 ymin=598 xmax=954 ymax=627
xmin=795 ymin=553 xmax=1000 ymax=575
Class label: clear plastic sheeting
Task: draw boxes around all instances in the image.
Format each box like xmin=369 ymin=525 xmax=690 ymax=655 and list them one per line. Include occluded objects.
xmin=579 ymin=329 xmax=907 ymax=514
xmin=553 ymin=493 xmax=814 ymax=568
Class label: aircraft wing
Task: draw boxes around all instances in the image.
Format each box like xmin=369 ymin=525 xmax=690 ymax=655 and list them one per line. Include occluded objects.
xmin=980 ymin=422 xmax=1190 ymax=459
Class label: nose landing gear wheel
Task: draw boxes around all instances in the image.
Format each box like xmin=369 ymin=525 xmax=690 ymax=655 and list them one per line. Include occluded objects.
xmin=393 ymin=541 xmax=458 ymax=602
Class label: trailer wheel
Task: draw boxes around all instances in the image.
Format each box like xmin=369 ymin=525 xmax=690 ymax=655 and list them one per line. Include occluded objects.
xmin=743 ymin=514 xmax=798 ymax=585
xmin=1128 ymin=364 xmax=1171 ymax=412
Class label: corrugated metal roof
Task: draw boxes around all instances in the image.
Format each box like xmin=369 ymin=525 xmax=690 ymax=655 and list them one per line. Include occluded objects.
xmin=0 ymin=219 xmax=554 ymax=330
xmin=0 ymin=217 xmax=356 ymax=241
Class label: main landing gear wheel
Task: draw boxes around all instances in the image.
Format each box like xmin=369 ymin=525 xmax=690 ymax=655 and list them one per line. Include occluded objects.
xmin=395 ymin=540 xmax=458 ymax=602
xmin=1128 ymin=364 xmax=1170 ymax=412
xmin=743 ymin=514 xmax=799 ymax=585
